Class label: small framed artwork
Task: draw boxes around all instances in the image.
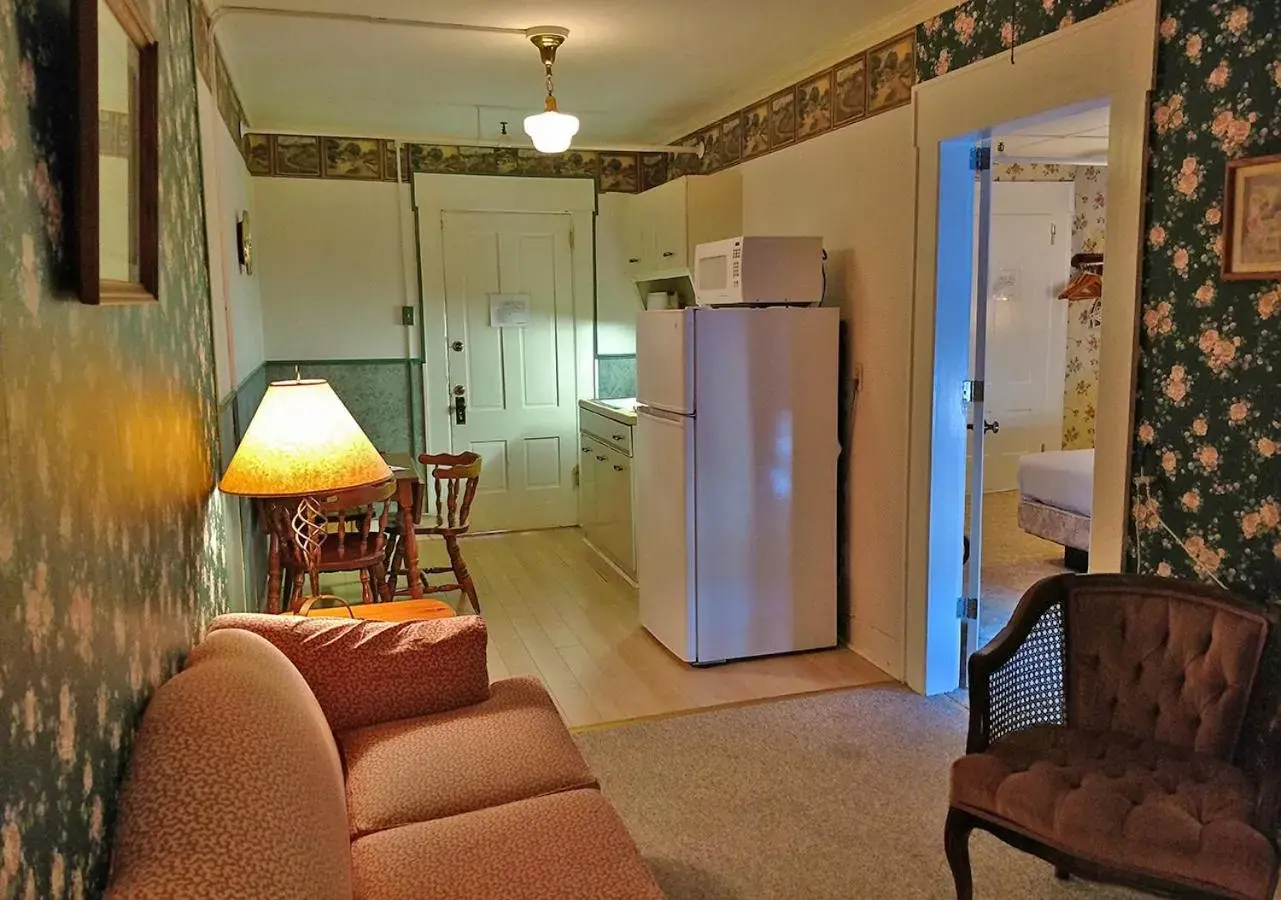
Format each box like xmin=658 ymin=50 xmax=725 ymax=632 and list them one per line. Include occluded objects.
xmin=272 ymin=135 xmax=321 ymax=177
xmin=769 ymin=87 xmax=797 ymax=148
xmin=796 ymin=71 xmax=833 ymax=141
xmin=323 ymin=137 xmax=382 ymax=179
xmin=742 ymin=101 xmax=771 ymax=159
xmin=1223 ymin=154 xmax=1281 ymax=280
xmin=868 ymin=30 xmax=916 ymax=115
xmin=834 ymin=54 xmax=868 ymax=125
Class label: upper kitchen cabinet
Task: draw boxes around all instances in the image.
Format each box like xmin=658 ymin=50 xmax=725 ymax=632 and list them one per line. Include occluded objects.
xmin=622 ymin=170 xmax=742 ymax=278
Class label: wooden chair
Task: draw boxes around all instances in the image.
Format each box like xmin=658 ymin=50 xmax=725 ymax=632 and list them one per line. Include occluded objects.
xmin=946 ymin=573 xmax=1281 ymax=900
xmin=269 ymin=479 xmax=397 ymax=611
xmin=387 ymin=452 xmax=482 ymax=614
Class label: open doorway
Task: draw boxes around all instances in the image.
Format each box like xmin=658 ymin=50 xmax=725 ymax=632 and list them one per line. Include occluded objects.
xmin=965 ymin=103 xmax=1112 ymax=656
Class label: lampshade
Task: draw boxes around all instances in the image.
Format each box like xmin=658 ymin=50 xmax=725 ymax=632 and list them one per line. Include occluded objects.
xmin=524 ymin=108 xmax=580 ymax=154
xmin=219 ymin=379 xmax=392 ymax=498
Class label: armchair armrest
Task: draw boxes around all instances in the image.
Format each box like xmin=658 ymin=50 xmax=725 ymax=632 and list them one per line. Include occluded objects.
xmin=966 ymin=575 xmax=1070 ymax=754
xmin=208 ymin=613 xmax=490 ymax=733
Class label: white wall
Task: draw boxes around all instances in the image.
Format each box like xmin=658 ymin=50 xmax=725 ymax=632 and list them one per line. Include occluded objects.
xmin=197 ymin=81 xmax=264 ymax=398
xmin=256 ymin=179 xmax=419 ymax=360
xmin=595 ymin=193 xmax=640 ymax=356
xmin=741 ymin=112 xmax=916 ymax=679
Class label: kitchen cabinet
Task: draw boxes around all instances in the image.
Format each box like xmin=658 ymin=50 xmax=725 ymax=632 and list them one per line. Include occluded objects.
xmin=578 ymin=401 xmax=637 ymax=579
xmin=621 ymin=170 xmax=742 ymax=278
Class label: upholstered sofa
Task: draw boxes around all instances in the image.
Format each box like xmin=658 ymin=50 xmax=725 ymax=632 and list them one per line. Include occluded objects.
xmin=105 ymin=613 xmax=664 ymax=900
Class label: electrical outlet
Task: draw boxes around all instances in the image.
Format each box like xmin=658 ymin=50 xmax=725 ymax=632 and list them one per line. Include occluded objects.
xmin=401 ymin=306 xmax=415 ymax=326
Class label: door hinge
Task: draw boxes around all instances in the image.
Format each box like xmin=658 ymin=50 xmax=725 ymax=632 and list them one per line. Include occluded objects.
xmin=957 ymin=596 xmax=979 ymax=619
xmin=1050 ymin=222 xmax=1058 ymax=246
xmin=569 ymin=229 xmax=575 ymax=250
xmin=962 ymin=379 xmax=985 ymax=404
xmin=970 ymin=146 xmax=992 ymax=172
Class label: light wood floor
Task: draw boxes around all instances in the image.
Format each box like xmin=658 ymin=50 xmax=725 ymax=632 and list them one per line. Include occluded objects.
xmin=325 ymin=528 xmax=889 ymax=729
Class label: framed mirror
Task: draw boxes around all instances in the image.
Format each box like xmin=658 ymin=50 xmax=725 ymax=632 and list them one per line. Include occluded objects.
xmin=77 ymin=0 xmax=159 ymax=304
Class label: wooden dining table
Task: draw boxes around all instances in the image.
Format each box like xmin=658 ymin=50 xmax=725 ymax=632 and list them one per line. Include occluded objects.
xmin=261 ymin=452 xmax=427 ymax=613
xmin=381 ymin=452 xmax=427 ymax=601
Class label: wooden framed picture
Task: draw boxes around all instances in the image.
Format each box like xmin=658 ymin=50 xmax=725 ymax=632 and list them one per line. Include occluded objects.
xmin=1223 ymin=154 xmax=1281 ymax=280
xmin=76 ymin=0 xmax=160 ymax=304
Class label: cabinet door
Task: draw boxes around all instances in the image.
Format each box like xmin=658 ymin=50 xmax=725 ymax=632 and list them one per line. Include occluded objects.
xmin=578 ymin=438 xmax=600 ymax=535
xmin=600 ymin=445 xmax=635 ymax=575
xmin=622 ymin=190 xmax=652 ymax=275
xmin=650 ymin=179 xmax=689 ymax=270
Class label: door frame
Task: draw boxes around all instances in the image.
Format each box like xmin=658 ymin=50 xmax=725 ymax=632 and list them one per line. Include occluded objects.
xmin=412 ymin=174 xmax=597 ymax=457
xmin=905 ymin=0 xmax=1158 ymax=695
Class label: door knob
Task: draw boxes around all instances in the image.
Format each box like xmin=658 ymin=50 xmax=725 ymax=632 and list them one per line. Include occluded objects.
xmin=451 ymin=341 xmax=464 ymax=352
xmin=452 ymin=385 xmax=466 ymax=396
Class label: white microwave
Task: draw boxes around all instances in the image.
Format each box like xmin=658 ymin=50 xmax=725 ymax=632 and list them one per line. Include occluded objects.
xmin=693 ymin=236 xmax=824 ymax=306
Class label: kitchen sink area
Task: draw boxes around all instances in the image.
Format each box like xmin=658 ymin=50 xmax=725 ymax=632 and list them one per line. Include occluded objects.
xmin=578 ymin=398 xmax=638 ymax=581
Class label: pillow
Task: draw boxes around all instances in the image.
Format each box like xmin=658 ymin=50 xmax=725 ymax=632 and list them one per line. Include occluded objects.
xmin=208 ymin=613 xmax=491 ymax=733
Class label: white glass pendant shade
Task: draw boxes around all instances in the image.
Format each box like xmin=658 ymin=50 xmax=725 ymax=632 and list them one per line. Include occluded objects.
xmin=524 ymin=106 xmax=580 ymax=154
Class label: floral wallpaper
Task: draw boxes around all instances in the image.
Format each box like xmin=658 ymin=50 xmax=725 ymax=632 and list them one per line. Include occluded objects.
xmin=1063 ymin=165 xmax=1108 ymax=451
xmin=921 ymin=0 xmax=1280 ymax=601
xmin=0 ymin=0 xmax=227 ymax=897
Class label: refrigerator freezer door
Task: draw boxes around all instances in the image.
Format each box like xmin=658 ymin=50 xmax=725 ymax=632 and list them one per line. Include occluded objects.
xmin=636 ymin=309 xmax=695 ymax=415
xmin=693 ymin=307 xmax=840 ymax=662
xmin=635 ymin=405 xmax=697 ymax=662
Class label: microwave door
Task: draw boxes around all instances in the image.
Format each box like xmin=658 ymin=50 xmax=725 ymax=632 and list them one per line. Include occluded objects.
xmin=696 ymin=252 xmax=730 ymax=304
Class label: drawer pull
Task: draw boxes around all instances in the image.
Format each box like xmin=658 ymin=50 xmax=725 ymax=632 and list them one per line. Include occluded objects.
xmin=662 ymin=251 xmax=675 ymax=258
xmin=596 ymin=456 xmax=608 ymax=462
xmin=612 ymin=434 xmax=625 ymax=442
xmin=583 ymin=447 xmax=592 ymax=453
xmin=628 ymin=257 xmax=640 ymax=264
xmin=613 ymin=465 xmax=626 ymax=472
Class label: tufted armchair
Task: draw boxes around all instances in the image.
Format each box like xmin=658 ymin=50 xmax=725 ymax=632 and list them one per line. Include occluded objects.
xmin=946 ymin=574 xmax=1281 ymax=899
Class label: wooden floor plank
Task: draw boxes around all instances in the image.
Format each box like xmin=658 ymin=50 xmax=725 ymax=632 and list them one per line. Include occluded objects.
xmin=383 ymin=527 xmax=891 ymax=728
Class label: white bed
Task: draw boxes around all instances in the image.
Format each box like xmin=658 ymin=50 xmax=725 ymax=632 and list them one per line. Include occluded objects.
xmin=1017 ymin=449 xmax=1094 ymax=558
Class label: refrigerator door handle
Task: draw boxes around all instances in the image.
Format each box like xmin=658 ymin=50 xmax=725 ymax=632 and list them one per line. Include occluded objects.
xmin=635 ymin=402 xmax=693 ymax=423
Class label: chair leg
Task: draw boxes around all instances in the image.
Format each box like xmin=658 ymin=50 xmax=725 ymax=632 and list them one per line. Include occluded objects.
xmin=944 ymin=808 xmax=974 ymax=900
xmin=290 ymin=572 xmax=306 ymax=612
xmin=445 ymin=534 xmax=480 ymax=614
xmin=384 ymin=535 xmax=402 ymax=597
xmin=359 ymin=568 xmax=372 ymax=604
xmin=372 ymin=561 xmax=392 ymax=602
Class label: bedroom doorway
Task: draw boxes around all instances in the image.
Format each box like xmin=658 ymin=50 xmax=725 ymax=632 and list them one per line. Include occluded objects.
xmin=963 ymin=104 xmax=1112 ymax=660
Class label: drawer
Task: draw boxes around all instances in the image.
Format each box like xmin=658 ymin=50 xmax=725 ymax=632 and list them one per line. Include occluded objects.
xmin=580 ymin=409 xmax=633 ymax=456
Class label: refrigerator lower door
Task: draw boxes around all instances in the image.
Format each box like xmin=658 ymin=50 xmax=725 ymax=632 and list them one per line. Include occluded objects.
xmin=635 ymin=406 xmax=697 ymax=662
xmin=636 ymin=309 xmax=695 ymax=415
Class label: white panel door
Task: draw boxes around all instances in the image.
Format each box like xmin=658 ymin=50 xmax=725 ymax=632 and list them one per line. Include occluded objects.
xmin=980 ymin=182 xmax=1072 ymax=492
xmin=441 ymin=210 xmax=578 ymax=532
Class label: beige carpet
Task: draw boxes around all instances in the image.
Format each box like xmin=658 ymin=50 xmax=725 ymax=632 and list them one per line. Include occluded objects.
xmin=576 ymin=686 xmax=1149 ymax=900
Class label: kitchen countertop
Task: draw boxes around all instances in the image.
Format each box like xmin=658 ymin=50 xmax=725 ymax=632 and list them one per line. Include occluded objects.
xmin=579 ymin=397 xmax=638 ymax=427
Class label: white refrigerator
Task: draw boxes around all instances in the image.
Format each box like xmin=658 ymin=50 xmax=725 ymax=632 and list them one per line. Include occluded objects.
xmin=635 ymin=306 xmax=840 ymax=664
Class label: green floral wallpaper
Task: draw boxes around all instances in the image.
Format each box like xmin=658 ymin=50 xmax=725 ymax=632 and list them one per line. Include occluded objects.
xmin=0 ymin=0 xmax=226 ymax=895
xmin=920 ymin=0 xmax=1281 ymax=600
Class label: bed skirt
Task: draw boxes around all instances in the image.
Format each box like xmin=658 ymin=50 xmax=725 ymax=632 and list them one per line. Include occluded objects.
xmin=1018 ymin=498 xmax=1090 ymax=552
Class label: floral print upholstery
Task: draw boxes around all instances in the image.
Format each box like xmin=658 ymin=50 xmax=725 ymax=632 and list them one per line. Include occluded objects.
xmin=106 ymin=629 xmax=352 ymax=899
xmin=339 ymin=677 xmax=599 ymax=838
xmin=350 ymin=790 xmax=666 ymax=900
xmin=208 ymin=613 xmax=491 ymax=732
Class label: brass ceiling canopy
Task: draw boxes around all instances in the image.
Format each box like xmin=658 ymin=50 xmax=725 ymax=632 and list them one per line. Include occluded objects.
xmin=525 ymin=26 xmax=570 ymax=73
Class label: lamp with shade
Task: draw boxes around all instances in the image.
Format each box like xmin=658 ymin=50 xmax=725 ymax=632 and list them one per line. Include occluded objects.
xmin=219 ymin=378 xmax=392 ymax=607
xmin=522 ymin=27 xmax=580 ymax=155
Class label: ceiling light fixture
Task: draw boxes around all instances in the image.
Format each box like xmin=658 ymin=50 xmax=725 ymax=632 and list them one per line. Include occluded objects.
xmin=523 ymin=26 xmax=579 ymax=154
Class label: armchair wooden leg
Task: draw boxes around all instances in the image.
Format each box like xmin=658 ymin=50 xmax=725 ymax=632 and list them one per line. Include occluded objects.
xmin=944 ymin=808 xmax=975 ymax=900
xmin=445 ymin=535 xmax=480 ymax=615
xmin=372 ymin=561 xmax=392 ymax=602
xmin=359 ymin=569 xmax=372 ymax=604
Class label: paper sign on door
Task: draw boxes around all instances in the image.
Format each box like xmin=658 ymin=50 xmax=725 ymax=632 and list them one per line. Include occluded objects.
xmin=489 ymin=294 xmax=531 ymax=328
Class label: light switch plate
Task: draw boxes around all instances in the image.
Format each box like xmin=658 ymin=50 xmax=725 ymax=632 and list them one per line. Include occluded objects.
xmin=401 ymin=306 xmax=415 ymax=326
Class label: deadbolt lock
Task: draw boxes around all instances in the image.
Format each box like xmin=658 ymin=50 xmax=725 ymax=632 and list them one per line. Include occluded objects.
xmin=452 ymin=385 xmax=466 ymax=396
xmin=451 ymin=341 xmax=464 ymax=352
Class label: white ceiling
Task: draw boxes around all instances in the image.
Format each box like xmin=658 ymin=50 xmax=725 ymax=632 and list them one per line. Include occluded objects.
xmin=211 ymin=0 xmax=951 ymax=145
xmin=992 ymin=103 xmax=1110 ymax=165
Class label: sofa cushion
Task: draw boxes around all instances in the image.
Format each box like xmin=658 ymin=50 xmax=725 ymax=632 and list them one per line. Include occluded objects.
xmin=339 ymin=676 xmax=597 ymax=837
xmin=210 ymin=612 xmax=490 ymax=732
xmin=107 ymin=629 xmax=352 ymax=899
xmin=350 ymin=789 xmax=665 ymax=900
xmin=951 ymin=725 xmax=1275 ymax=898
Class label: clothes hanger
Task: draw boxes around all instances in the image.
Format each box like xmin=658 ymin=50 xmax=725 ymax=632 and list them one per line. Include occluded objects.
xmin=1059 ymin=254 xmax=1104 ymax=301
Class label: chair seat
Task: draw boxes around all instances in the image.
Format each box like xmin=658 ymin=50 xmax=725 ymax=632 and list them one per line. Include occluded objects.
xmin=951 ymin=725 xmax=1276 ymax=898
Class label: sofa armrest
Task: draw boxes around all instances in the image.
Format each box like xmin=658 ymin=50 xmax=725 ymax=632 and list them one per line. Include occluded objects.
xmin=208 ymin=613 xmax=490 ymax=733
xmin=966 ymin=575 xmax=1070 ymax=755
